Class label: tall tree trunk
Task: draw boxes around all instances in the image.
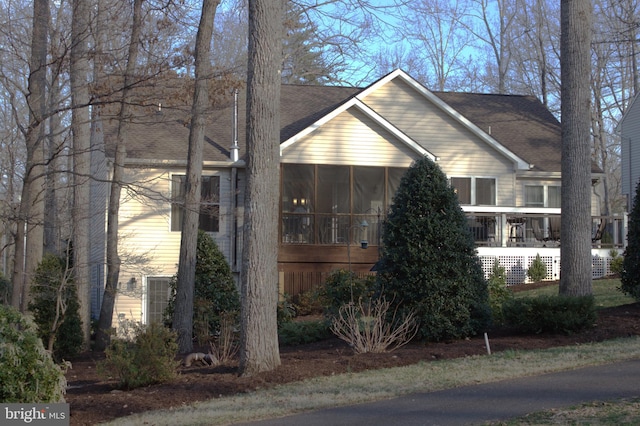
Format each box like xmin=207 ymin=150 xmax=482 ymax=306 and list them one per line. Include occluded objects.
xmin=70 ymin=0 xmax=93 ymax=348
xmin=95 ymin=0 xmax=143 ymax=351
xmin=559 ymin=0 xmax=593 ymax=296
xmin=12 ymin=0 xmax=49 ymax=311
xmin=239 ymin=0 xmax=284 ymax=377
xmin=174 ymin=0 xmax=220 ymax=354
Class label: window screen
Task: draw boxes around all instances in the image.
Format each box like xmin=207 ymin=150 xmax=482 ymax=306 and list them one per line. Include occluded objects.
xmin=317 ymin=165 xmax=350 ymax=213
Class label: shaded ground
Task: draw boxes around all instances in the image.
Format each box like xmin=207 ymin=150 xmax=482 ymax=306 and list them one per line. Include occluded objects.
xmin=66 ymin=285 xmax=640 ymax=425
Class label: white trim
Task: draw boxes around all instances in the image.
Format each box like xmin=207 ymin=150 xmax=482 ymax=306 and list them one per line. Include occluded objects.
xmin=461 ymin=206 xmax=561 ymax=214
xmin=280 ymin=97 xmax=436 ymax=160
xmin=357 ymin=69 xmax=531 ymax=170
xmin=450 ymin=175 xmax=498 ymax=206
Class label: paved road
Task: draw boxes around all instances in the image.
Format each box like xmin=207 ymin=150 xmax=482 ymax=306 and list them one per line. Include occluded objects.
xmin=240 ymin=358 xmax=640 ymax=426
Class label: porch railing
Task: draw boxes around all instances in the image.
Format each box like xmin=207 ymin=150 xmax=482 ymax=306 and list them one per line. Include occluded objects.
xmin=462 ymin=207 xmax=627 ymax=249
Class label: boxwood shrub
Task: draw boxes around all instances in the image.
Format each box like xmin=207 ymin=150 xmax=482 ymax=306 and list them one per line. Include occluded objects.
xmin=503 ymin=295 xmax=596 ymax=335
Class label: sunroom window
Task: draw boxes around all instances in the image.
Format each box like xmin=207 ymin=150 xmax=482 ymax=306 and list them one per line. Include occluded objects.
xmin=281 ymin=164 xmax=404 ymax=245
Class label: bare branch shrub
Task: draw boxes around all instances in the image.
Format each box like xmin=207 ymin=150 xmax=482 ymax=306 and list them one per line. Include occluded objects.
xmin=208 ymin=312 xmax=239 ymax=364
xmin=330 ymin=298 xmax=419 ymax=354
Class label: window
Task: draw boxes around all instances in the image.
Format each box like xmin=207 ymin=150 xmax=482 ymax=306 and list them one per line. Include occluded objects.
xmin=146 ymin=277 xmax=171 ymax=325
xmin=450 ymin=177 xmax=496 ymax=205
xmin=171 ymin=175 xmax=220 ymax=232
xmin=524 ymin=185 xmax=561 ymax=207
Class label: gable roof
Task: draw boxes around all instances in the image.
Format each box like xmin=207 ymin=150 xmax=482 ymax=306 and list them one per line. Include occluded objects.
xmin=280 ymin=95 xmax=436 ymax=160
xmin=104 ymin=70 xmax=575 ymax=174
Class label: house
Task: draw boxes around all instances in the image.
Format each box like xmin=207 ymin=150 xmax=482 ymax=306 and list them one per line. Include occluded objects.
xmin=89 ymin=69 xmax=621 ymax=328
xmin=620 ymin=92 xmax=640 ymax=209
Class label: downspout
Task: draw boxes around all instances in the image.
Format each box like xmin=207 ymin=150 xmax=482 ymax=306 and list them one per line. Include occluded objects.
xmin=230 ymin=89 xmax=240 ymax=272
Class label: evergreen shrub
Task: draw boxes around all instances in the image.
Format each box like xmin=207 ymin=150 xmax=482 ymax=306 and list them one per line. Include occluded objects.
xmin=98 ymin=322 xmax=179 ymax=390
xmin=502 ymin=295 xmax=596 ymax=334
xmin=0 ymin=304 xmax=67 ymax=403
xmin=609 ymin=250 xmax=623 ymax=275
xmin=376 ymin=157 xmax=491 ymax=341
xmin=28 ymin=253 xmax=83 ymax=361
xmin=278 ymin=320 xmax=331 ymax=346
xmin=622 ymin=181 xmax=640 ymax=300
xmin=164 ymin=230 xmax=240 ymax=339
xmin=487 ymin=259 xmax=512 ymax=325
xmin=527 ymin=254 xmax=547 ymax=283
xmin=315 ymin=269 xmax=376 ymax=318
xmin=0 ymin=272 xmax=10 ymax=305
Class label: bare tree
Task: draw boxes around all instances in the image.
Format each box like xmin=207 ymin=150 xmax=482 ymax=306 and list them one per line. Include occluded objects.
xmin=12 ymin=0 xmax=49 ymax=311
xmin=70 ymin=0 xmax=93 ymax=348
xmin=95 ymin=0 xmax=144 ymax=351
xmin=397 ymin=0 xmax=474 ymax=91
xmin=173 ymin=0 xmax=221 ymax=354
xmin=239 ymin=0 xmax=284 ymax=377
xmin=559 ymin=0 xmax=593 ymax=296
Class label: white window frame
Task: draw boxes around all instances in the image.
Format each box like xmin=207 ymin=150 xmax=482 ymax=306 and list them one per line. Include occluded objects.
xmin=524 ymin=184 xmax=561 ymax=208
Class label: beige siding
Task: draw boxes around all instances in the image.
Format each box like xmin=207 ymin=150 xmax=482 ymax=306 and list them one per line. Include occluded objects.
xmin=285 ymin=78 xmax=517 ymax=206
xmin=113 ymin=166 xmax=238 ymax=325
xmin=281 ymin=108 xmax=420 ymax=167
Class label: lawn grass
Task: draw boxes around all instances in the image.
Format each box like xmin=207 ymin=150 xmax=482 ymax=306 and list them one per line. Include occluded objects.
xmin=513 ymin=278 xmax=635 ymax=309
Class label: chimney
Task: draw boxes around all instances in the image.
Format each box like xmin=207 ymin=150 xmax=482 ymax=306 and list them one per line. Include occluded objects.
xmin=230 ymin=89 xmax=240 ymax=162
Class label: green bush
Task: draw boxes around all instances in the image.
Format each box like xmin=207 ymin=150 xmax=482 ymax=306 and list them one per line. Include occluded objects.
xmin=98 ymin=322 xmax=179 ymax=390
xmin=278 ymin=320 xmax=331 ymax=346
xmin=376 ymin=157 xmax=491 ymax=341
xmin=502 ymin=295 xmax=596 ymax=335
xmin=28 ymin=253 xmax=84 ymax=361
xmin=487 ymin=259 xmax=512 ymax=325
xmin=164 ymin=230 xmax=240 ymax=339
xmin=609 ymin=250 xmax=623 ymax=276
xmin=621 ymin=181 xmax=640 ymax=300
xmin=0 ymin=272 xmax=10 ymax=305
xmin=527 ymin=254 xmax=547 ymax=283
xmin=277 ymin=293 xmax=296 ymax=326
xmin=292 ymin=289 xmax=323 ymax=316
xmin=0 ymin=304 xmax=67 ymax=403
xmin=315 ymin=270 xmax=376 ymax=318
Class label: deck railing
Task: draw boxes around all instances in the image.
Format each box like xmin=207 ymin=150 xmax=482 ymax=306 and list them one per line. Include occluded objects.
xmin=462 ymin=207 xmax=627 ymax=249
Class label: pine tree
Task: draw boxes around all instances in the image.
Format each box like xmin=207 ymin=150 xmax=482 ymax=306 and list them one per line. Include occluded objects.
xmin=377 ymin=157 xmax=490 ymax=341
xmin=621 ymin=181 xmax=640 ymax=299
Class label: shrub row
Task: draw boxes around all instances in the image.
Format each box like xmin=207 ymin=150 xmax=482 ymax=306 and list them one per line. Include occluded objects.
xmin=502 ymin=295 xmax=597 ymax=335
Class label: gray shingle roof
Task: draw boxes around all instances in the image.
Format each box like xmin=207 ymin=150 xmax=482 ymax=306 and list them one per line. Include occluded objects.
xmin=104 ymin=81 xmax=586 ymax=174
